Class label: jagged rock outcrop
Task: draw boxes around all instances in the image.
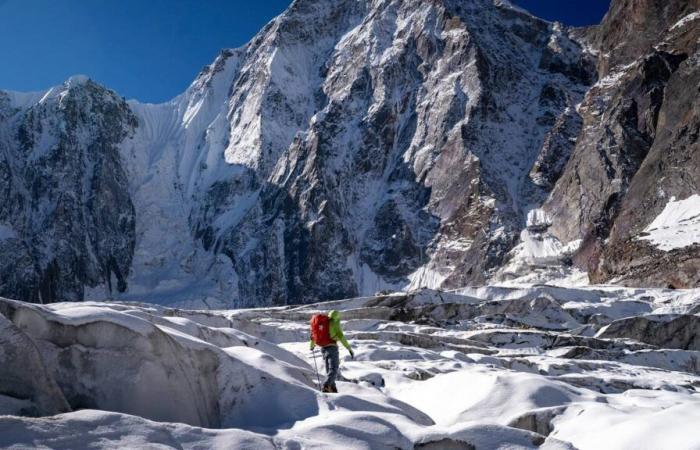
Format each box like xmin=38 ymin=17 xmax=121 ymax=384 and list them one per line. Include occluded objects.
xmin=186 ymin=0 xmax=594 ymax=306
xmin=544 ymin=0 xmax=700 ymax=287
xmin=0 ymin=0 xmax=596 ymax=306
xmin=0 ymin=78 xmax=137 ymax=303
xmin=0 ymin=0 xmax=698 ymax=306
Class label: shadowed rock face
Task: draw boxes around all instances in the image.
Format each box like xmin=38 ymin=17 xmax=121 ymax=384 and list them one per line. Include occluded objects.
xmin=592 ymin=0 xmax=700 ymax=75
xmin=0 ymin=80 xmax=137 ymax=303
xmin=594 ymin=46 xmax=700 ymax=287
xmin=544 ymin=0 xmax=700 ymax=287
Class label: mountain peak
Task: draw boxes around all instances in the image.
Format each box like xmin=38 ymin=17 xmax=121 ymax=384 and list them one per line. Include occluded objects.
xmin=1 ymin=0 xmax=698 ymax=306
xmin=65 ymin=74 xmax=90 ymax=87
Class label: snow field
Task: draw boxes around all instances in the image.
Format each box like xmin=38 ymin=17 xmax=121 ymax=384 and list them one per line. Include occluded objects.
xmin=2 ymin=285 xmax=699 ymax=449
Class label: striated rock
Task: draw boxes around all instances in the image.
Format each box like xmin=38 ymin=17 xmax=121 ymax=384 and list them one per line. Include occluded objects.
xmin=594 ymin=45 xmax=700 ymax=285
xmin=597 ymin=314 xmax=700 ymax=350
xmin=544 ymin=0 xmax=700 ymax=288
xmin=591 ymin=0 xmax=700 ymax=75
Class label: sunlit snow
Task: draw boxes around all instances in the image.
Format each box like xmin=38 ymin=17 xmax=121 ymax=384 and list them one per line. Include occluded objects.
xmin=2 ymin=284 xmax=699 ymax=449
xmin=639 ymin=194 xmax=700 ymax=251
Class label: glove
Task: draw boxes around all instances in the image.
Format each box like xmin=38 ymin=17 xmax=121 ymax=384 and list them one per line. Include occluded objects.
xmin=309 ymin=341 xmax=315 ymax=351
xmin=349 ymin=349 xmax=355 ymax=360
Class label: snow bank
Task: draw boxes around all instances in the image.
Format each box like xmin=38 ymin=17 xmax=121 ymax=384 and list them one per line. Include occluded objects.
xmin=0 ymin=298 xmax=322 ymax=429
xmin=0 ymin=410 xmax=276 ymax=450
xmin=554 ymin=390 xmax=700 ymax=450
xmin=639 ymin=195 xmax=700 ymax=251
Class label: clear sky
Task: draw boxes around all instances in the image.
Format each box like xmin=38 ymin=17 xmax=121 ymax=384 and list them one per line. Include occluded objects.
xmin=513 ymin=0 xmax=611 ymax=27
xmin=0 ymin=0 xmax=611 ymax=103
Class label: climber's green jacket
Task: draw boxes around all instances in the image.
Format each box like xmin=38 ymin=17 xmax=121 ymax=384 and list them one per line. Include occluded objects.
xmin=309 ymin=310 xmax=352 ymax=352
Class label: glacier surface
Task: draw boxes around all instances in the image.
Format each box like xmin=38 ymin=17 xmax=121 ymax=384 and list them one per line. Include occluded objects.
xmin=1 ymin=284 xmax=698 ymax=449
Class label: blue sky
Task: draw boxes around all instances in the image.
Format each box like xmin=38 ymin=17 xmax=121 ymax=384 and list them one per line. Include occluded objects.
xmin=0 ymin=0 xmax=610 ymax=103
xmin=513 ymin=0 xmax=611 ymax=27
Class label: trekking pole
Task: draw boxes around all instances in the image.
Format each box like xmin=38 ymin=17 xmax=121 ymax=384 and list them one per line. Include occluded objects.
xmin=311 ymin=348 xmax=322 ymax=391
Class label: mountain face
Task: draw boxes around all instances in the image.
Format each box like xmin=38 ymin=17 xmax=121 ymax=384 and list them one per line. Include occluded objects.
xmin=0 ymin=0 xmax=698 ymax=307
xmin=0 ymin=77 xmax=137 ymax=303
xmin=544 ymin=0 xmax=700 ymax=288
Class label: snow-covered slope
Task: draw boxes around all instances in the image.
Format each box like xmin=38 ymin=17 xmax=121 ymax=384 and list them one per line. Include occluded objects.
xmin=0 ymin=0 xmax=596 ymax=307
xmin=1 ymin=0 xmax=698 ymax=306
xmin=0 ymin=78 xmax=137 ymax=303
xmin=1 ymin=285 xmax=699 ymax=449
xmin=638 ymin=194 xmax=700 ymax=251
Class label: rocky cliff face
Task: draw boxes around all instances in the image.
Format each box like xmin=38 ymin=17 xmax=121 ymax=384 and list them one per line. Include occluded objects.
xmin=543 ymin=0 xmax=700 ymax=288
xmin=0 ymin=78 xmax=137 ymax=303
xmin=0 ymin=0 xmax=698 ymax=307
xmin=198 ymin=0 xmax=594 ymax=306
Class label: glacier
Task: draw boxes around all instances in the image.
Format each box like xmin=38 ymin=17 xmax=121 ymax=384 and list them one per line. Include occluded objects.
xmin=1 ymin=285 xmax=699 ymax=449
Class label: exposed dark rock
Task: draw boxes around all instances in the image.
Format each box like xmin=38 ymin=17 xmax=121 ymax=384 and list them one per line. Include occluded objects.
xmin=545 ymin=0 xmax=700 ymax=288
xmin=591 ymin=0 xmax=700 ymax=75
xmin=0 ymin=80 xmax=137 ymax=303
xmin=597 ymin=314 xmax=700 ymax=350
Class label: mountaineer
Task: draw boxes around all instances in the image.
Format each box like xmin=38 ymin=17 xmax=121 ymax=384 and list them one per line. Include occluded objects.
xmin=309 ymin=310 xmax=354 ymax=393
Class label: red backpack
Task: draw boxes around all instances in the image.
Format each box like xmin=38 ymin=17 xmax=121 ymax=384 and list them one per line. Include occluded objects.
xmin=310 ymin=314 xmax=335 ymax=347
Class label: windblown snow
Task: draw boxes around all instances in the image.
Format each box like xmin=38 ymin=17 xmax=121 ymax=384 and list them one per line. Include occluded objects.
xmin=1 ymin=285 xmax=699 ymax=449
xmin=638 ymin=194 xmax=700 ymax=251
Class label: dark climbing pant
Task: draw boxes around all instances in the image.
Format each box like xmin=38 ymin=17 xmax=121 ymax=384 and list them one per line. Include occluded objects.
xmin=321 ymin=344 xmax=339 ymax=392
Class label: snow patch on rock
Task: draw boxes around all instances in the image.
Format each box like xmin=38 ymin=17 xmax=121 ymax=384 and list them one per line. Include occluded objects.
xmin=670 ymin=11 xmax=700 ymax=31
xmin=638 ymin=194 xmax=700 ymax=251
